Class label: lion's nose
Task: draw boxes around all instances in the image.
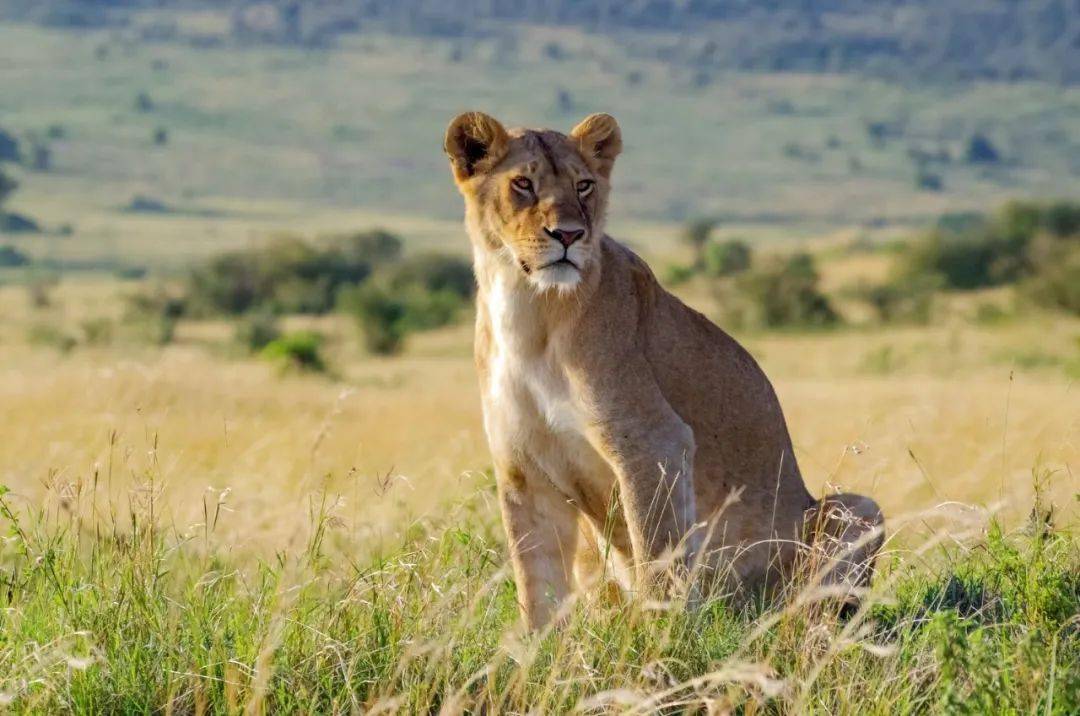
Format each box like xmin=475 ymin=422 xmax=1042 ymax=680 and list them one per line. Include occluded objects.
xmin=544 ymin=226 xmax=585 ymax=248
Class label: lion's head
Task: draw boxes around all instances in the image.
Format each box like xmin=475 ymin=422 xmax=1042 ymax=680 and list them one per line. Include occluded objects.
xmin=445 ymin=112 xmax=622 ymax=292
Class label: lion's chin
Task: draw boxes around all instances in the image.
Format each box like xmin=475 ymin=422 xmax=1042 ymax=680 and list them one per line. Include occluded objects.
xmin=530 ymin=261 xmax=583 ymax=293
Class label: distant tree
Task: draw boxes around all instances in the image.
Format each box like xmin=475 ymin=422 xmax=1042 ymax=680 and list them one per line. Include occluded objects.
xmin=341 ymin=284 xmax=407 ymax=355
xmin=135 ymin=91 xmax=154 ymax=113
xmin=0 ymin=167 xmax=16 ymax=208
xmin=235 ymin=310 xmax=281 ymax=353
xmin=556 ymin=89 xmax=574 ymax=114
xmin=731 ymin=252 xmax=838 ymax=328
xmin=0 ymin=128 xmax=20 ymax=162
xmin=966 ymin=133 xmax=1000 ymax=164
xmin=915 ymin=167 xmax=943 ymax=192
xmin=865 ymin=121 xmax=888 ymax=148
xmin=704 ymin=239 xmax=752 ymax=277
xmin=543 ymin=42 xmax=565 ymax=60
xmin=1042 ymin=201 xmax=1080 ymax=238
xmin=31 ymin=143 xmax=51 ymax=171
xmin=389 ymin=253 xmax=474 ymax=299
xmin=682 ymin=218 xmax=716 ymax=270
xmin=0 ymin=245 xmax=30 ymax=268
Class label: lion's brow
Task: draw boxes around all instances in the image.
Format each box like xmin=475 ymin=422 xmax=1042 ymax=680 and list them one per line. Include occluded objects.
xmin=531 ymin=131 xmax=561 ymax=177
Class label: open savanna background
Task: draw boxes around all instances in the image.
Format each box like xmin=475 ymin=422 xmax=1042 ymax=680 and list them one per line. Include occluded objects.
xmin=0 ymin=1 xmax=1078 ymax=712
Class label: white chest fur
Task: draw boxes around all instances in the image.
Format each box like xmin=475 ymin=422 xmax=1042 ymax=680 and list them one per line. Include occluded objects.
xmin=479 ymin=272 xmax=619 ymax=523
xmin=484 ymin=275 xmax=583 ymax=437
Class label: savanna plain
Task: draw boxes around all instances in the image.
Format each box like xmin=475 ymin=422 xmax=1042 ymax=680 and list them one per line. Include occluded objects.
xmin=0 ymin=16 xmax=1078 ymax=714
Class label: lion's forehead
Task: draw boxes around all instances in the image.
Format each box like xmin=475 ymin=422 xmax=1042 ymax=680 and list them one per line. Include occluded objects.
xmin=504 ymin=129 xmax=589 ymax=177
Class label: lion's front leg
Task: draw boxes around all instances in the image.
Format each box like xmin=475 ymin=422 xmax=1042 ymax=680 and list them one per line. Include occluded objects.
xmin=496 ymin=461 xmax=580 ymax=630
xmin=590 ymin=413 xmax=702 ymax=601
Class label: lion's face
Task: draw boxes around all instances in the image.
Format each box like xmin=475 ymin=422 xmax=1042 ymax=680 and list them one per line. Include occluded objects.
xmin=445 ymin=113 xmax=622 ymax=292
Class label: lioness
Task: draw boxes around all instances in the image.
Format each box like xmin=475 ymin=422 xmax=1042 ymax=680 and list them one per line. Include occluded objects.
xmin=444 ymin=111 xmax=884 ymax=629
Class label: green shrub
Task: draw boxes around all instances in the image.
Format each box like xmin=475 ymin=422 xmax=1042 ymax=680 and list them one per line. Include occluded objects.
xmin=725 ymin=253 xmax=838 ymax=329
xmin=852 ymin=274 xmax=940 ymax=324
xmin=1024 ymin=245 xmax=1080 ymax=315
xmin=339 ymin=255 xmax=473 ymax=355
xmin=1042 ymin=200 xmax=1080 ymax=237
xmin=681 ymin=218 xmax=716 ymax=269
xmin=235 ymin=311 xmax=281 ymax=353
xmin=901 ymin=229 xmax=1027 ymax=289
xmin=0 ymin=244 xmax=29 ymax=267
xmin=703 ymin=239 xmax=752 ymax=277
xmin=124 ymin=286 xmax=186 ymax=345
xmin=0 ymin=167 xmax=16 ymax=207
xmin=260 ymin=331 xmax=326 ymax=372
xmin=79 ymin=317 xmax=114 ymax=346
xmin=339 ymin=284 xmax=408 ymax=355
xmin=914 ymin=166 xmax=943 ymax=191
xmin=663 ymin=263 xmax=696 ymax=286
xmin=965 ymin=132 xmax=1000 ymax=163
xmin=901 ymin=200 xmax=1080 ymax=292
xmin=187 ymin=230 xmax=401 ymax=316
xmin=388 ymin=253 xmax=474 ymax=300
xmin=25 ymin=323 xmax=77 ymax=353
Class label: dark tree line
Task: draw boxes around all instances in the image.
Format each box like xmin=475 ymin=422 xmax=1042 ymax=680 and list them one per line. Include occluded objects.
xmin=5 ymin=1 xmax=1078 ymax=83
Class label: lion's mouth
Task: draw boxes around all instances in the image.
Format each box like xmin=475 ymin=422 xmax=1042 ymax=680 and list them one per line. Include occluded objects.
xmin=540 ymin=256 xmax=578 ymax=271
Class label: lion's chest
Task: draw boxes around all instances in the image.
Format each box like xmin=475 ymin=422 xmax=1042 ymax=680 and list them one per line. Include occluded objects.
xmin=480 ymin=280 xmax=613 ymax=509
xmin=483 ymin=279 xmax=585 ymax=437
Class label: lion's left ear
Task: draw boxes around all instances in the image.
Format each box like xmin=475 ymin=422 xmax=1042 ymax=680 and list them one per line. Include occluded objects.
xmin=570 ymin=113 xmax=622 ymax=179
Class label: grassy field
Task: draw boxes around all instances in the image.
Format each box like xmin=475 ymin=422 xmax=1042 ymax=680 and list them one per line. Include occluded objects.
xmin=1 ymin=15 xmax=1079 ymax=714
xmin=0 ymin=273 xmax=1078 ymax=711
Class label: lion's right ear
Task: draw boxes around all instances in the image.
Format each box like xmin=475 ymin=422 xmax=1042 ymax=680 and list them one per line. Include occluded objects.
xmin=444 ymin=112 xmax=509 ymax=183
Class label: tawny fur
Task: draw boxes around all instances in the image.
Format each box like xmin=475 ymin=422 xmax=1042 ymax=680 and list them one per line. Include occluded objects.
xmin=445 ymin=111 xmax=884 ymax=629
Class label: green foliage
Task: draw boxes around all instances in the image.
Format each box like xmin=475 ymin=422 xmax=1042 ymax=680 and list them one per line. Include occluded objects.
xmin=901 ymin=200 xmax=1080 ymax=292
xmin=0 ymin=166 xmax=17 ymax=207
xmin=135 ymin=90 xmax=154 ymax=112
xmin=0 ymin=127 xmax=20 ymax=162
xmin=703 ymin=239 xmax=752 ymax=278
xmin=724 ymin=252 xmax=839 ymax=329
xmin=78 ymin=317 xmax=113 ymax=346
xmin=0 ymin=480 xmax=1076 ymax=713
xmin=260 ymin=331 xmax=325 ymax=372
xmin=338 ymin=253 xmax=474 ymax=355
xmin=965 ymin=132 xmax=1000 ymax=164
xmin=124 ymin=285 xmax=186 ymax=345
xmin=681 ymin=218 xmax=715 ymax=269
xmin=1024 ymin=244 xmax=1080 ymax=315
xmin=234 ymin=311 xmax=281 ymax=353
xmin=339 ymin=285 xmax=408 ymax=355
xmin=0 ymin=244 xmax=30 ymax=267
xmin=853 ymin=274 xmax=941 ymax=325
xmin=387 ymin=252 xmax=474 ymax=300
xmin=915 ymin=166 xmax=943 ymax=192
xmin=663 ymin=263 xmax=696 ymax=286
xmin=24 ymin=323 xmax=77 ymax=353
xmin=187 ymin=230 xmax=401 ymax=316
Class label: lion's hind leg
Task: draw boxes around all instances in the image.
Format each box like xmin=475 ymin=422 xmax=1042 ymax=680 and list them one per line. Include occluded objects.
xmin=803 ymin=493 xmax=885 ymax=610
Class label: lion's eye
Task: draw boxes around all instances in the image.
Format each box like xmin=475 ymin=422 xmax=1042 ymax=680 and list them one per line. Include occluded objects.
xmin=576 ymin=179 xmax=595 ymax=197
xmin=511 ymin=176 xmax=533 ymax=194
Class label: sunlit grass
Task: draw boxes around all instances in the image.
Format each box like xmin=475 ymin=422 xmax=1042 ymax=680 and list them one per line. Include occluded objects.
xmin=0 ymin=468 xmax=1076 ymax=712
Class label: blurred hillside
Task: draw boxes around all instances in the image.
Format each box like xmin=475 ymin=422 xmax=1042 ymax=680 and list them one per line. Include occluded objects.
xmin=0 ymin=2 xmax=1079 ymax=270
xmin=3 ymin=1 xmax=1079 ymax=84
